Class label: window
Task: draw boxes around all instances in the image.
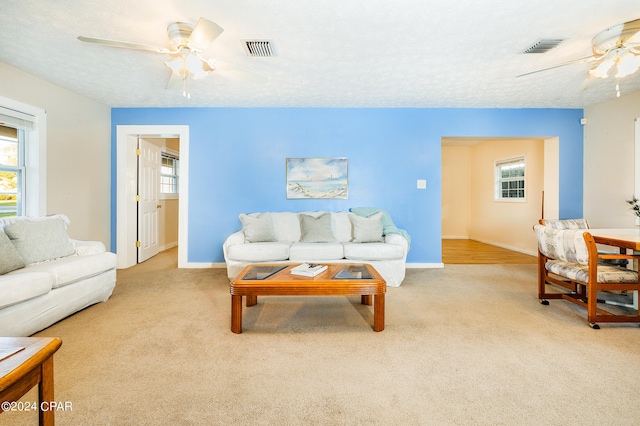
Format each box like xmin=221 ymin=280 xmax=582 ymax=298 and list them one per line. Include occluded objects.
xmin=0 ymin=125 xmax=25 ymax=217
xmin=160 ymin=151 xmax=179 ymax=198
xmin=495 ymin=156 xmax=525 ymax=201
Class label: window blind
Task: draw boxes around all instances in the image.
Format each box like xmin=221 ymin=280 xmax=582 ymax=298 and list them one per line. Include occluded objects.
xmin=0 ymin=106 xmax=36 ymax=130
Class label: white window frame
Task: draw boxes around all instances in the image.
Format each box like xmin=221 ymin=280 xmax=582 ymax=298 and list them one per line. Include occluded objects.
xmin=495 ymin=155 xmax=526 ymax=202
xmin=159 ymin=149 xmax=179 ymax=200
xmin=0 ymin=127 xmax=25 ymax=216
xmin=0 ymin=97 xmax=46 ymax=216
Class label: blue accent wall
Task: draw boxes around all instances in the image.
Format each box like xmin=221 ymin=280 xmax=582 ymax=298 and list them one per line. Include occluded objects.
xmin=111 ymin=107 xmax=584 ymax=264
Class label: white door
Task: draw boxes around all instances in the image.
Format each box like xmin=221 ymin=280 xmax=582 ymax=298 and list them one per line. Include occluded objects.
xmin=137 ymin=139 xmax=160 ymax=262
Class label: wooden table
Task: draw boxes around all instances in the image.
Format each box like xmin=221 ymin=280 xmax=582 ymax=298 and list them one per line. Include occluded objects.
xmin=588 ymin=228 xmax=640 ymax=309
xmin=230 ymin=264 xmax=386 ymax=333
xmin=588 ymin=228 xmax=640 ymax=251
xmin=0 ymin=337 xmax=62 ymax=426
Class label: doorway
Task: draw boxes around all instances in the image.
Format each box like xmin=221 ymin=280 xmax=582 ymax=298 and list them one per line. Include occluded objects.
xmin=441 ymin=136 xmax=559 ymax=260
xmin=116 ymin=125 xmax=189 ymax=269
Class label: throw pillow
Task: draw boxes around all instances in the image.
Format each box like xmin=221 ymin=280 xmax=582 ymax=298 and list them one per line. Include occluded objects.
xmin=239 ymin=213 xmax=277 ymax=243
xmin=349 ymin=212 xmax=384 ymax=243
xmin=0 ymin=229 xmax=26 ymax=274
xmin=4 ymin=217 xmax=76 ymax=264
xmin=298 ymin=213 xmax=336 ymax=242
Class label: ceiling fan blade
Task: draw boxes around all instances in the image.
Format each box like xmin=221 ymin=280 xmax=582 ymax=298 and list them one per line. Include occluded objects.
xmin=166 ymin=71 xmax=185 ymax=90
xmin=188 ymin=18 xmax=224 ymax=51
xmin=516 ymin=55 xmax=596 ymax=78
xmin=213 ymin=60 xmax=267 ymax=84
xmin=78 ymin=36 xmax=170 ymax=53
xmin=578 ymin=75 xmax=598 ymax=91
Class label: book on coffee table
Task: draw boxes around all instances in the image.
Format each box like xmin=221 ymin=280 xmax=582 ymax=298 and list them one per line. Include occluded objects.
xmin=291 ymin=263 xmax=328 ymax=277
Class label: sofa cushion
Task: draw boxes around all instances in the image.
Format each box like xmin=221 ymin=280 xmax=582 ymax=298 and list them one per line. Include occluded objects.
xmin=298 ymin=213 xmax=336 ymax=242
xmin=4 ymin=218 xmax=76 ymax=264
xmin=343 ymin=242 xmax=404 ymax=261
xmin=227 ymin=242 xmax=291 ymax=262
xmin=290 ymin=242 xmax=344 ymax=261
xmin=349 ymin=212 xmax=384 ymax=243
xmin=0 ymin=229 xmax=26 ymax=275
xmin=24 ymin=252 xmax=117 ymax=289
xmin=0 ymin=271 xmax=53 ymax=309
xmin=239 ymin=213 xmax=277 ymax=242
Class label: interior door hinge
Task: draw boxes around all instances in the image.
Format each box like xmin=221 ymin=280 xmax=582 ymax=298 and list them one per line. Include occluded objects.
xmin=136 ymin=195 xmax=140 ymax=202
xmin=136 ymin=241 xmax=141 ymax=248
xmin=136 ymin=148 xmax=141 ymax=155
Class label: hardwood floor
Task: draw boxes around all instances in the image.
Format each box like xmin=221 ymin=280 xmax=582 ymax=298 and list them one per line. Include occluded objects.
xmin=442 ymin=239 xmax=537 ymax=264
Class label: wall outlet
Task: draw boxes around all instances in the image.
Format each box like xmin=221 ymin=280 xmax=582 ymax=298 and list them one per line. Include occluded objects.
xmin=417 ymin=179 xmax=427 ymax=189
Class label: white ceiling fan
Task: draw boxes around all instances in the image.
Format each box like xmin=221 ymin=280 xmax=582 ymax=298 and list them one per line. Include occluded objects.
xmin=518 ymin=18 xmax=640 ymax=97
xmin=78 ymin=18 xmax=258 ymax=98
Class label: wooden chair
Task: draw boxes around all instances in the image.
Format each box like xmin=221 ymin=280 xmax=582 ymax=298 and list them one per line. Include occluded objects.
xmin=533 ymin=224 xmax=640 ymax=329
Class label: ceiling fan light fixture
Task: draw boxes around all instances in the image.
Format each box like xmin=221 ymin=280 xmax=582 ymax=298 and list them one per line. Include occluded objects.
xmin=615 ymin=51 xmax=640 ymax=78
xmin=589 ymin=58 xmax=615 ymax=78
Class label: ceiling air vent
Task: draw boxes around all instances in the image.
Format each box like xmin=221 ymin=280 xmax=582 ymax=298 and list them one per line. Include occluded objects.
xmin=521 ymin=39 xmax=564 ymax=54
xmin=242 ymin=40 xmax=276 ymax=57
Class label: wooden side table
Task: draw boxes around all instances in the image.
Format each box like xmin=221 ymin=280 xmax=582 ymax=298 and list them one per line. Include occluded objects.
xmin=0 ymin=337 xmax=63 ymax=426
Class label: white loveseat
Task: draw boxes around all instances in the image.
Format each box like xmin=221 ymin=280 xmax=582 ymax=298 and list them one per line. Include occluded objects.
xmin=223 ymin=209 xmax=410 ymax=287
xmin=0 ymin=215 xmax=116 ymax=337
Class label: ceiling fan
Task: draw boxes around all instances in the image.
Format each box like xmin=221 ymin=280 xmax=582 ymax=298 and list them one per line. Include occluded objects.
xmin=78 ymin=18 xmax=251 ymax=98
xmin=517 ymin=18 xmax=640 ymax=97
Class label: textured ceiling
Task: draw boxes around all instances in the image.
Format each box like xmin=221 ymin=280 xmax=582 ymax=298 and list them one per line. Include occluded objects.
xmin=1 ymin=0 xmax=640 ymax=108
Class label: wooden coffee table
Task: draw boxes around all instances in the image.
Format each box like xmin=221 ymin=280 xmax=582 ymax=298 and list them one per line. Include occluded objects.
xmin=230 ymin=263 xmax=386 ymax=333
xmin=0 ymin=337 xmax=62 ymax=426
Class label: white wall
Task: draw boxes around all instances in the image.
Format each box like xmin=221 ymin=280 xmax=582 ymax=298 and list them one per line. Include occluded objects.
xmin=584 ymin=90 xmax=640 ymax=228
xmin=0 ymin=62 xmax=112 ymax=248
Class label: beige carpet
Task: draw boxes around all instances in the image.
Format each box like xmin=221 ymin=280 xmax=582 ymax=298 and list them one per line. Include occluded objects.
xmin=4 ymin=249 xmax=640 ymax=425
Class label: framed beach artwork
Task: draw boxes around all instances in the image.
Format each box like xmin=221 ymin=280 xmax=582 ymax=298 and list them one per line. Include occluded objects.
xmin=286 ymin=158 xmax=348 ymax=199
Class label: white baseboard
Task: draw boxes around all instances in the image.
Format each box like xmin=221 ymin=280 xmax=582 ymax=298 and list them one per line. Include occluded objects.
xmin=182 ymin=262 xmax=227 ymax=269
xmin=406 ymin=263 xmax=444 ymax=269
xmin=160 ymin=242 xmax=178 ymax=252
xmin=471 ymin=238 xmax=537 ymax=257
xmin=180 ymin=262 xmax=445 ymax=269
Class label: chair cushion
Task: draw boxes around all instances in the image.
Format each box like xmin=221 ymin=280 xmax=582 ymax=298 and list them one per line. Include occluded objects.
xmin=289 ymin=242 xmax=344 ymax=260
xmin=546 ymin=260 xmax=639 ymax=283
xmin=227 ymin=242 xmax=291 ymax=262
xmin=534 ymin=225 xmax=589 ymax=265
xmin=541 ymin=219 xmax=589 ymax=229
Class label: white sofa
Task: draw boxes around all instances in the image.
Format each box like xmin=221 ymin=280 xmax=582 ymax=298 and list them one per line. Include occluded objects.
xmin=0 ymin=215 xmax=116 ymax=337
xmin=223 ymin=209 xmax=410 ymax=287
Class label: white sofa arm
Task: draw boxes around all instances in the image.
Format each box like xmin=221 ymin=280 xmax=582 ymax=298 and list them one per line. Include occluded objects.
xmin=223 ymin=230 xmax=246 ymax=261
xmin=71 ymin=239 xmax=106 ymax=256
xmin=384 ymin=233 xmax=409 ymax=254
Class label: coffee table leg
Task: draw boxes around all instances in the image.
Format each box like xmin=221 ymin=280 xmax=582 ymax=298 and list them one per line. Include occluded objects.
xmin=39 ymin=356 xmax=55 ymax=426
xmin=361 ymin=295 xmax=372 ymax=305
xmin=231 ymin=295 xmax=243 ymax=334
xmin=373 ymin=294 xmax=385 ymax=332
xmin=246 ymin=295 xmax=257 ymax=307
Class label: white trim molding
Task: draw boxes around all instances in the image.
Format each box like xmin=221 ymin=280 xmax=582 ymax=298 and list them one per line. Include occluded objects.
xmin=116 ymin=125 xmax=189 ymax=269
